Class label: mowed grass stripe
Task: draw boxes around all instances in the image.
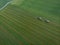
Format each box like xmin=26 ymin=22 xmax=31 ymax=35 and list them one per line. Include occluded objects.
xmin=1 ymin=20 xmax=26 ymax=45
xmin=2 ymin=9 xmax=60 ymax=40
xmin=0 ymin=11 xmax=45 ymax=44
xmin=3 ymin=6 xmax=60 ymax=35
xmin=1 ymin=8 xmax=59 ymax=40
xmin=0 ymin=12 xmax=57 ymax=44
xmin=0 ymin=27 xmax=11 ymax=45
xmin=3 ymin=5 xmax=60 ymax=31
xmin=5 ymin=5 xmax=60 ymax=26
xmin=0 ymin=26 xmax=23 ymax=45
xmin=0 ymin=7 xmax=59 ymax=44
xmin=0 ymin=14 xmax=44 ymax=44
xmin=0 ymin=12 xmax=59 ymax=44
xmin=0 ymin=9 xmax=43 ymax=44
xmin=20 ymin=0 xmax=60 ymax=24
xmin=5 ymin=5 xmax=60 ymax=28
xmin=0 ymin=15 xmax=31 ymax=45
xmin=0 ymin=5 xmax=59 ymax=39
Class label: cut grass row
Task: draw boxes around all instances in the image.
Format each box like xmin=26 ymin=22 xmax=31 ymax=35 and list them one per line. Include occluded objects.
xmin=0 ymin=18 xmax=30 ymax=45
xmin=19 ymin=0 xmax=60 ymax=24
xmin=1 ymin=5 xmax=59 ymax=37
xmin=0 ymin=8 xmax=46 ymax=44
xmin=4 ymin=5 xmax=60 ymax=29
xmin=0 ymin=26 xmax=23 ymax=45
xmin=0 ymin=5 xmax=60 ymax=39
xmin=0 ymin=5 xmax=60 ymax=45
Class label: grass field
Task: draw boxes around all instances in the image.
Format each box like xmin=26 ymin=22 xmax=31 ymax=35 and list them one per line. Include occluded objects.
xmin=0 ymin=0 xmax=60 ymax=45
xmin=19 ymin=0 xmax=60 ymax=24
xmin=0 ymin=0 xmax=11 ymax=8
xmin=11 ymin=0 xmax=24 ymax=5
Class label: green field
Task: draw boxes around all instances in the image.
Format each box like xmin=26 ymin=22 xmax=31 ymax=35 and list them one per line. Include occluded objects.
xmin=0 ymin=0 xmax=60 ymax=45
xmin=0 ymin=0 xmax=11 ymax=11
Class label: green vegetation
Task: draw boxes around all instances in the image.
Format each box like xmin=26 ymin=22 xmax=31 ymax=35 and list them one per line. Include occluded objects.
xmin=19 ymin=0 xmax=60 ymax=24
xmin=0 ymin=0 xmax=11 ymax=9
xmin=0 ymin=0 xmax=60 ymax=45
xmin=11 ymin=0 xmax=24 ymax=5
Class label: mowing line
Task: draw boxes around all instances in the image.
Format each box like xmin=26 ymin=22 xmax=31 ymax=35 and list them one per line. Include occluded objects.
xmin=1 ymin=8 xmax=59 ymax=39
xmin=0 ymin=26 xmax=24 ymax=45
xmin=0 ymin=10 xmax=59 ymax=43
xmin=4 ymin=7 xmax=60 ymax=34
xmin=0 ymin=10 xmax=59 ymax=45
xmin=0 ymin=5 xmax=60 ymax=44
xmin=1 ymin=15 xmax=33 ymax=45
xmin=0 ymin=11 xmax=59 ymax=45
xmin=5 ymin=6 xmax=60 ymax=28
xmin=0 ymin=12 xmax=45 ymax=44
